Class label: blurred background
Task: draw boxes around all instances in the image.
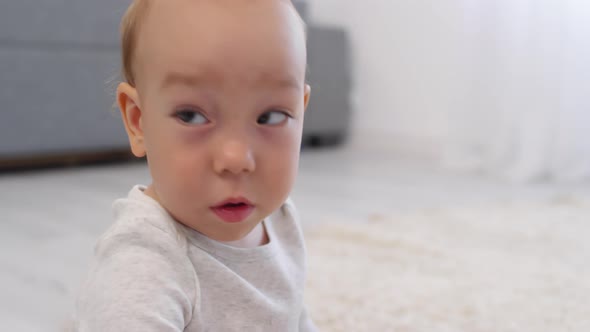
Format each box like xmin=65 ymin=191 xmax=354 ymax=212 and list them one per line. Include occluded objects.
xmin=1 ymin=0 xmax=589 ymax=331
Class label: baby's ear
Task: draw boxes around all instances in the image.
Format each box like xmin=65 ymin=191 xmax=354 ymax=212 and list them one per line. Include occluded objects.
xmin=303 ymin=84 xmax=311 ymax=111
xmin=117 ymin=83 xmax=146 ymax=157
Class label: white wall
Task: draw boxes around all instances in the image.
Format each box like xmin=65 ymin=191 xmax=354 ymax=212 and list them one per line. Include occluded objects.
xmin=309 ymin=0 xmax=467 ymax=156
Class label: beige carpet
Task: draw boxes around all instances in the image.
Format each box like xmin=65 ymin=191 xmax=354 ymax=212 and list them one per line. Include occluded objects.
xmin=305 ymin=196 xmax=590 ymax=332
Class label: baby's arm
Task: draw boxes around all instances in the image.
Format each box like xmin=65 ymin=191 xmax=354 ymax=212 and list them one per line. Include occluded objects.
xmin=76 ymin=227 xmax=197 ymax=332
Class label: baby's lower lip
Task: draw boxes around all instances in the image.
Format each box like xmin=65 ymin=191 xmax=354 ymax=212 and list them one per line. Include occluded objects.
xmin=211 ymin=205 xmax=254 ymax=223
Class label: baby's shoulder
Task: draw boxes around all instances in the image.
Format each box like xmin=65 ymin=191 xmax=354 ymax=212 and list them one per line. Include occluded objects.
xmin=95 ymin=199 xmax=189 ymax=267
xmin=78 ymin=206 xmax=199 ymax=330
xmin=88 ymin=213 xmax=198 ymax=303
xmin=98 ymin=187 xmax=189 ymax=254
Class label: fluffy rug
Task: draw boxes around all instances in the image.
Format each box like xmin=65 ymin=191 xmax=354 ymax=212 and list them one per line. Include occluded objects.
xmin=304 ymin=196 xmax=590 ymax=332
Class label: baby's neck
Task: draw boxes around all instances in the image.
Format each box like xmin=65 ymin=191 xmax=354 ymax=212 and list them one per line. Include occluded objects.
xmin=222 ymin=222 xmax=269 ymax=248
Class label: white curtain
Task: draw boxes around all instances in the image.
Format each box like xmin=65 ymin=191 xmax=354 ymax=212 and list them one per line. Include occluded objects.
xmin=444 ymin=0 xmax=590 ymax=182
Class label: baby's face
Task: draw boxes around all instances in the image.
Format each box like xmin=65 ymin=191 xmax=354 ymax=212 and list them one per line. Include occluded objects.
xmin=122 ymin=0 xmax=309 ymax=241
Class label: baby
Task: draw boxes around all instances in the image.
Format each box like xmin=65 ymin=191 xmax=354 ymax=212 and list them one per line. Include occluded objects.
xmin=74 ymin=0 xmax=316 ymax=330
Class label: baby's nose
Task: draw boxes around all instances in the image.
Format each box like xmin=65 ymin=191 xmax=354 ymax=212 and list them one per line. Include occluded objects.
xmin=213 ymin=140 xmax=256 ymax=175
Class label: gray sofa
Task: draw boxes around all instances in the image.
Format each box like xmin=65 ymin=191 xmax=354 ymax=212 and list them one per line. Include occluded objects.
xmin=0 ymin=1 xmax=351 ymax=166
xmin=305 ymin=25 xmax=352 ymax=146
xmin=0 ymin=1 xmax=127 ymax=162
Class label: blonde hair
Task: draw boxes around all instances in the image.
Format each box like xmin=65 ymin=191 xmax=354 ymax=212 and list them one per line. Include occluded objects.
xmin=120 ymin=0 xmax=151 ymax=87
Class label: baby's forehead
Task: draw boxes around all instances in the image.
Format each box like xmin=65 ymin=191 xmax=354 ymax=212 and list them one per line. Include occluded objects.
xmin=133 ymin=0 xmax=306 ymax=89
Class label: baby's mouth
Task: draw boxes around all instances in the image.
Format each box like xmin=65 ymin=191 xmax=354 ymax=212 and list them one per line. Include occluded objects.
xmin=211 ymin=198 xmax=255 ymax=223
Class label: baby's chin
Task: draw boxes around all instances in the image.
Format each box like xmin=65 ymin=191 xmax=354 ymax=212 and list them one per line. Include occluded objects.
xmin=198 ymin=216 xmax=269 ymax=247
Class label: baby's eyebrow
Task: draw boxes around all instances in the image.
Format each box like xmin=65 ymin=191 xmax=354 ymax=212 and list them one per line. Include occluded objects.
xmin=161 ymin=72 xmax=203 ymax=90
xmin=250 ymin=69 xmax=301 ymax=90
xmin=160 ymin=70 xmax=302 ymax=91
xmin=265 ymin=74 xmax=302 ymax=91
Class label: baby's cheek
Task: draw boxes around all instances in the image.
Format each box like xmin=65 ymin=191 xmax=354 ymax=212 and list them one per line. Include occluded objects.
xmin=261 ymin=130 xmax=299 ymax=164
xmin=264 ymin=146 xmax=298 ymax=192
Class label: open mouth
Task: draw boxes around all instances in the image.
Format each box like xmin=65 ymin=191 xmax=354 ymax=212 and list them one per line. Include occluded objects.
xmin=211 ymin=198 xmax=255 ymax=223
xmin=222 ymin=202 xmax=248 ymax=208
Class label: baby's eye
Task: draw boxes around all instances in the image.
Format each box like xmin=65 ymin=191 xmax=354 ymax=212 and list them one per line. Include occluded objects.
xmin=257 ymin=111 xmax=290 ymax=126
xmin=175 ymin=109 xmax=209 ymax=125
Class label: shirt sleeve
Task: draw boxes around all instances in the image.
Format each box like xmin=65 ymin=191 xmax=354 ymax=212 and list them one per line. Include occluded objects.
xmin=76 ymin=228 xmax=198 ymax=332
